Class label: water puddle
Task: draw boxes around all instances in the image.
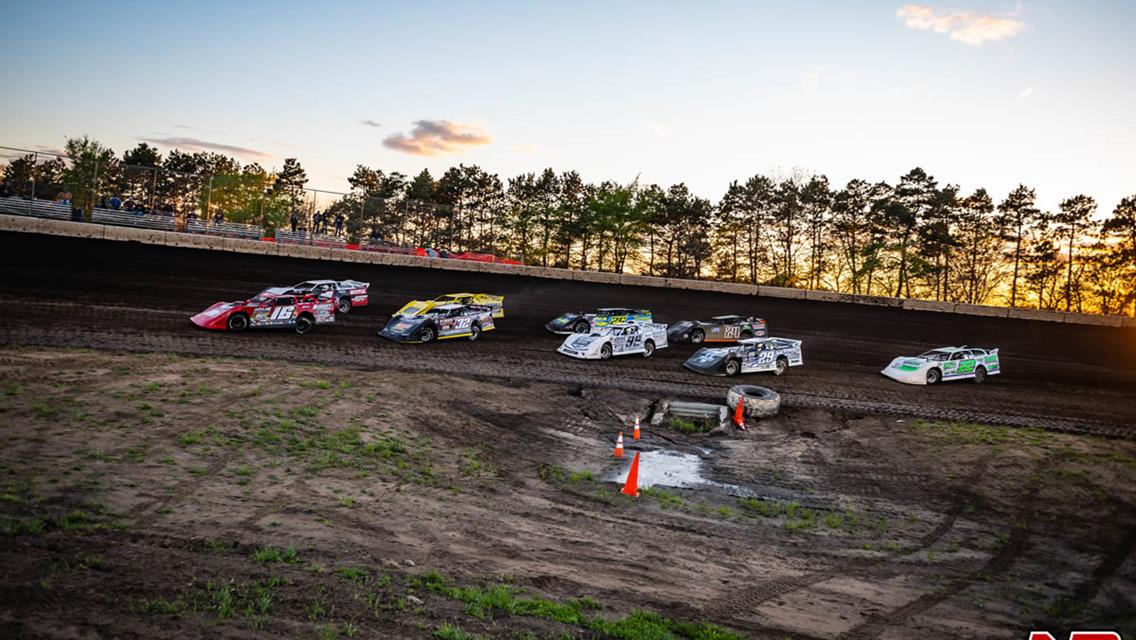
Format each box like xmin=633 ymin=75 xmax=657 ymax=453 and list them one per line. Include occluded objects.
xmin=610 ymin=450 xmax=708 ymax=489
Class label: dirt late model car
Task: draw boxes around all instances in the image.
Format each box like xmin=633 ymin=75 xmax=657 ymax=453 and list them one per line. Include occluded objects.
xmin=191 ymin=292 xmax=335 ymax=334
xmin=667 ymin=315 xmax=767 ymax=344
xmin=546 ymin=308 xmax=652 ymax=335
xmin=882 ymin=346 xmax=1001 ymax=385
xmin=683 ymin=337 xmax=803 ymax=376
xmin=261 ymin=280 xmax=370 ymax=314
xmin=379 ymin=303 xmax=496 ymax=343
xmin=557 ymin=322 xmax=669 ymax=360
xmin=394 ymin=293 xmax=505 ymax=319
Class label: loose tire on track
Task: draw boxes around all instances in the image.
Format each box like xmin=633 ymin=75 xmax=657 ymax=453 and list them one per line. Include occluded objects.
xmin=725 ymin=385 xmax=781 ymax=418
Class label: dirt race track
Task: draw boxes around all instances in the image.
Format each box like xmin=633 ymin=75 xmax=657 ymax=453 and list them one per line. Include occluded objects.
xmin=1 ymin=231 xmax=1136 ymax=640
xmin=0 ymin=232 xmax=1134 ymax=436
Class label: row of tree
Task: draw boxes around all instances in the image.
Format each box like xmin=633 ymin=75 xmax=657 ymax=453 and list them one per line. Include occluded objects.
xmin=3 ymin=136 xmax=1134 ymax=316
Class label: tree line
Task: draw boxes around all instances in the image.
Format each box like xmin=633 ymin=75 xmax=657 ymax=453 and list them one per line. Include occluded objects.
xmin=3 ymin=136 xmax=1134 ymax=316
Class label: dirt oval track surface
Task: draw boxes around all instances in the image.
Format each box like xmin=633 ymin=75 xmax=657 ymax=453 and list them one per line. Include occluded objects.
xmin=1 ymin=231 xmax=1134 ymax=436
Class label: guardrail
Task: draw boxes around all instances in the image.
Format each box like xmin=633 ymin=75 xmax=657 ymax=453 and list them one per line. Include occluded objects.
xmin=274 ymin=229 xmax=347 ymax=248
xmin=0 ymin=209 xmax=1132 ymax=328
xmin=90 ymin=208 xmax=176 ymax=231
xmin=186 ymin=219 xmax=263 ymax=240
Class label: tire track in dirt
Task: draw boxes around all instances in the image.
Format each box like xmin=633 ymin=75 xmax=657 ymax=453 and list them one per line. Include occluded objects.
xmin=701 ymin=451 xmax=995 ymax=623
xmin=128 ymin=451 xmax=238 ymax=527
xmin=836 ymin=454 xmax=1044 ymax=640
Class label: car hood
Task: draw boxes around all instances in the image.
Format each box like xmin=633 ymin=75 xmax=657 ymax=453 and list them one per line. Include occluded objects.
xmin=888 ymin=356 xmax=930 ymax=369
xmin=686 ymin=346 xmax=734 ymax=363
xmin=563 ymin=333 xmax=604 ymax=349
xmin=196 ymin=301 xmax=241 ymax=317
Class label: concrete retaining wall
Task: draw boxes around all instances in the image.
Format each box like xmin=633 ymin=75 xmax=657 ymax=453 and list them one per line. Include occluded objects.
xmin=3 ymin=212 xmax=1131 ymax=329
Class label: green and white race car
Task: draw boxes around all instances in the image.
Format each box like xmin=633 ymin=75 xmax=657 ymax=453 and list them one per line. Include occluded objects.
xmin=882 ymin=346 xmax=1001 ymax=385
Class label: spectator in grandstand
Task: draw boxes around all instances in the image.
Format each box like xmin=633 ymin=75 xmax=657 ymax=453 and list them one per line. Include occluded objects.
xmin=313 ymin=212 xmax=323 ymax=234
xmin=213 ymin=210 xmax=224 ymax=224
xmin=58 ymin=190 xmax=72 ymax=205
xmin=289 ymin=211 xmax=298 ymax=234
xmin=110 ymin=195 xmax=122 ymax=210
xmin=334 ymin=213 xmax=344 ymax=236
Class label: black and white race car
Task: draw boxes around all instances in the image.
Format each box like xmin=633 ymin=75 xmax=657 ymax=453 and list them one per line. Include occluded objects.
xmin=262 ymin=280 xmax=370 ymax=314
xmin=683 ymin=337 xmax=803 ymax=376
xmin=667 ymin=315 xmax=767 ymax=344
xmin=378 ymin=303 xmax=495 ymax=344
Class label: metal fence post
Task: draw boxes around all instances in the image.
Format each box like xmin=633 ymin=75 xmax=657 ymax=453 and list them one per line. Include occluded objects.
xmin=205 ymin=175 xmax=213 ymax=218
xmin=90 ymin=160 xmax=99 ymax=221
xmin=29 ymin=152 xmax=37 ymax=204
xmin=150 ymin=167 xmax=157 ymax=212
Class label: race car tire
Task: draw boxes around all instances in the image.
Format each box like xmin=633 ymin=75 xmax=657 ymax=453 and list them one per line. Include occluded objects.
xmin=420 ymin=326 xmax=436 ymax=343
xmin=642 ymin=340 xmax=655 ymax=358
xmin=469 ymin=324 xmax=481 ymax=342
xmin=600 ymin=343 xmax=612 ymax=360
xmin=294 ymin=314 xmax=314 ymax=335
xmin=726 ymin=385 xmax=781 ymax=418
xmin=973 ymin=365 xmax=987 ymax=384
xmin=690 ymin=329 xmax=704 ymax=344
xmin=573 ymin=320 xmax=590 ymax=334
xmin=774 ymin=356 xmax=789 ymax=376
xmin=725 ymin=359 xmax=740 ymax=376
xmin=227 ymin=313 xmax=249 ymax=332
xmin=337 ymin=298 xmax=351 ymax=314
xmin=927 ymin=368 xmax=942 ymax=385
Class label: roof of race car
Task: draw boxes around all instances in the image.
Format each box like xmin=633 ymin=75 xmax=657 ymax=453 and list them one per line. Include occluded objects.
xmin=737 ymin=337 xmax=772 ymax=344
xmin=297 ymin=279 xmax=337 ymax=285
xmin=711 ymin=315 xmax=745 ymax=320
xmin=596 ymin=307 xmax=647 ymax=313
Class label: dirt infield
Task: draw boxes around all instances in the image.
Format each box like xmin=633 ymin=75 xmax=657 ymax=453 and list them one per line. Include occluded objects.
xmin=1 ymin=349 xmax=1135 ymax=639
xmin=0 ymin=232 xmax=1134 ymax=437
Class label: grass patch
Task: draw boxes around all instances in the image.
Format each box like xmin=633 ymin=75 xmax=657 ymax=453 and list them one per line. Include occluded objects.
xmin=666 ymin=416 xmax=714 ymax=434
xmin=641 ymin=487 xmax=684 ymax=510
xmin=252 ymin=545 xmax=300 ymax=565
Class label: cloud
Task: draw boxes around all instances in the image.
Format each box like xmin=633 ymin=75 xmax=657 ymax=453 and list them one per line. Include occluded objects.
xmin=641 ymin=121 xmax=668 ymax=138
xmin=1017 ymin=87 xmax=1033 ymax=100
xmin=361 ymin=119 xmax=382 ymax=128
xmin=382 ymin=120 xmax=492 ymax=156
xmin=171 ymin=124 xmax=197 ymax=130
xmin=139 ymin=136 xmax=271 ymax=160
xmin=897 ymin=4 xmax=1026 ymax=46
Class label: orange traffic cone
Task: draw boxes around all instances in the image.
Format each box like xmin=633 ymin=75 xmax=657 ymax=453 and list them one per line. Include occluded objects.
xmin=613 ymin=431 xmax=625 ymax=458
xmin=734 ymin=397 xmax=747 ymax=430
xmin=632 ymin=415 xmax=641 ymax=440
xmin=621 ymin=451 xmax=641 ymax=498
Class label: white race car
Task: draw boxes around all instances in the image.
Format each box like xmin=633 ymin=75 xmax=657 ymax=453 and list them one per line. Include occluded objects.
xmin=557 ymin=323 xmax=668 ymax=360
xmin=882 ymin=346 xmax=1001 ymax=385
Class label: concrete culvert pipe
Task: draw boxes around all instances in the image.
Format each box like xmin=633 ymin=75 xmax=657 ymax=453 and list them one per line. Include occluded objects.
xmin=725 ymin=385 xmax=781 ymax=418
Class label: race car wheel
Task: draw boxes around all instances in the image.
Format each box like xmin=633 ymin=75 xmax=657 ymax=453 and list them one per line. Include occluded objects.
xmin=600 ymin=343 xmax=612 ymax=360
xmin=573 ymin=320 xmax=590 ymax=334
xmin=973 ymin=365 xmax=987 ymax=384
xmin=337 ymin=298 xmax=352 ymax=314
xmin=642 ymin=340 xmax=655 ymax=358
xmin=227 ymin=313 xmax=249 ymax=332
xmin=420 ymin=326 xmax=436 ymax=343
xmin=926 ymin=368 xmax=942 ymax=385
xmin=469 ymin=324 xmax=481 ymax=341
xmin=774 ymin=356 xmax=789 ymax=376
xmin=725 ymin=359 xmax=740 ymax=376
xmin=690 ymin=329 xmax=705 ymax=344
xmin=726 ymin=385 xmax=781 ymax=418
xmin=294 ymin=314 xmax=314 ymax=334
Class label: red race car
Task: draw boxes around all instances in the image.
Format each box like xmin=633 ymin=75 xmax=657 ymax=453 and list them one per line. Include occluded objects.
xmin=191 ymin=291 xmax=335 ymax=334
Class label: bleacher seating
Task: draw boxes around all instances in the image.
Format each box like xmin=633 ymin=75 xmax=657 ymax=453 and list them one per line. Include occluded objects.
xmin=187 ymin=218 xmax=263 ymax=239
xmin=274 ymin=229 xmax=347 ymax=248
xmin=0 ymin=197 xmax=74 ymax=220
xmin=90 ymin=208 xmax=176 ymax=231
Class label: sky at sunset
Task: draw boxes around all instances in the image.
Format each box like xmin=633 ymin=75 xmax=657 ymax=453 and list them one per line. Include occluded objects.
xmin=1 ymin=0 xmax=1133 ymax=213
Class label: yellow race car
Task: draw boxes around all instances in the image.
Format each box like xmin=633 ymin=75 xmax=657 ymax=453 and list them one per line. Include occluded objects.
xmin=394 ymin=293 xmax=505 ymax=319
